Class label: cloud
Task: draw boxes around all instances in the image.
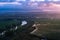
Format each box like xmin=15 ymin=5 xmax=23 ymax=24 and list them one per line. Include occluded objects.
xmin=0 ymin=2 xmax=22 ymax=9
xmin=0 ymin=1 xmax=60 ymax=12
xmin=37 ymin=3 xmax=60 ymax=12
xmin=27 ymin=2 xmax=60 ymax=12
xmin=0 ymin=2 xmax=22 ymax=5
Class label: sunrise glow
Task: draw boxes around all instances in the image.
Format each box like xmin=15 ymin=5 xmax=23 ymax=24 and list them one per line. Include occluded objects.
xmin=0 ymin=0 xmax=60 ymax=12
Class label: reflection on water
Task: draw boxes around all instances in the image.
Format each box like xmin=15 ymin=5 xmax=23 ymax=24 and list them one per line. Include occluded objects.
xmin=0 ymin=21 xmax=27 ymax=36
xmin=21 ymin=21 xmax=27 ymax=26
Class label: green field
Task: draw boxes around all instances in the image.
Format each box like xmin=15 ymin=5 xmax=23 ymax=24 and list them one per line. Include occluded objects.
xmin=0 ymin=19 xmax=21 ymax=30
xmin=1 ymin=18 xmax=60 ymax=40
xmin=33 ymin=19 xmax=60 ymax=40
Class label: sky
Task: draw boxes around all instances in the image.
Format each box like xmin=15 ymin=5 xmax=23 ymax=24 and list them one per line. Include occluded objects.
xmin=0 ymin=0 xmax=60 ymax=12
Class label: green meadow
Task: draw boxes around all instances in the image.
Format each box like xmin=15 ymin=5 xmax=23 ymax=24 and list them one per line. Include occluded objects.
xmin=34 ymin=19 xmax=60 ymax=40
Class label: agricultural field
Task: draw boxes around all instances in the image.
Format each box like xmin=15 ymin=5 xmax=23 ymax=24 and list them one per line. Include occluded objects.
xmin=32 ymin=19 xmax=60 ymax=40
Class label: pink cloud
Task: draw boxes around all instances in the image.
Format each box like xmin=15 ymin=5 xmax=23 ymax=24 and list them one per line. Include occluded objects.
xmin=38 ymin=3 xmax=60 ymax=12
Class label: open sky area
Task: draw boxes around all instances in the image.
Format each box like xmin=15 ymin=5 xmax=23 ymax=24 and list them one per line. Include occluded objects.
xmin=0 ymin=0 xmax=60 ymax=12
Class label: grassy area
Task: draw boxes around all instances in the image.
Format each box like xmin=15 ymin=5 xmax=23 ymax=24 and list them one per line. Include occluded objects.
xmin=1 ymin=18 xmax=60 ymax=40
xmin=0 ymin=19 xmax=21 ymax=30
xmin=34 ymin=19 xmax=60 ymax=40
